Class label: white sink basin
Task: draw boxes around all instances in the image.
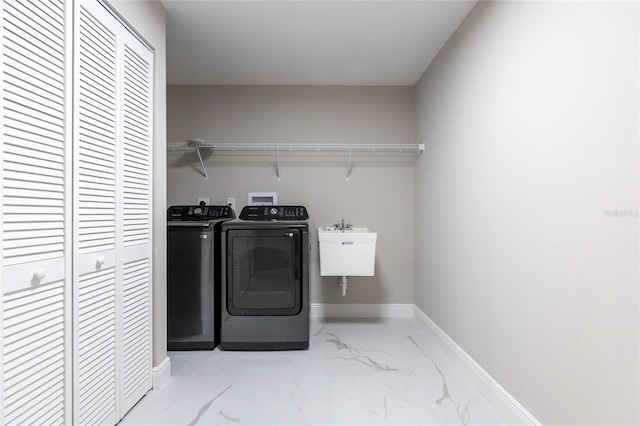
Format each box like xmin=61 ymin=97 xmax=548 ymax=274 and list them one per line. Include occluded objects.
xmin=318 ymin=227 xmax=377 ymax=276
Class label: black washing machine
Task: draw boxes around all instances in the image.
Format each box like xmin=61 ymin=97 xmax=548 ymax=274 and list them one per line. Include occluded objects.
xmin=220 ymin=205 xmax=310 ymax=350
xmin=167 ymin=204 xmax=235 ymax=350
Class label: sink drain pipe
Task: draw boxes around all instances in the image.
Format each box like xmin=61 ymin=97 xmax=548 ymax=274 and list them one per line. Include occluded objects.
xmin=339 ymin=276 xmax=348 ymax=296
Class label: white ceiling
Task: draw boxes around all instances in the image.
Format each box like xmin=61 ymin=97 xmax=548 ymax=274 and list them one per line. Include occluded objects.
xmin=161 ymin=1 xmax=477 ymax=86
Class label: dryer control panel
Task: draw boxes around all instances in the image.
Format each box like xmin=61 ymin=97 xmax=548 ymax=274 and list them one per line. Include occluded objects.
xmin=167 ymin=205 xmax=236 ymax=221
xmin=239 ymin=205 xmax=308 ymax=221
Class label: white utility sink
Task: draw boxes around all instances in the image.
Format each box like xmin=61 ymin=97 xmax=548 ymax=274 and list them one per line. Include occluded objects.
xmin=318 ymin=227 xmax=377 ymax=276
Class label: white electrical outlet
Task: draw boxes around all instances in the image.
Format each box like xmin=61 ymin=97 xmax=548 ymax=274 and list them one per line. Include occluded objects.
xmin=227 ymin=198 xmax=236 ymax=211
xmin=197 ymin=198 xmax=209 ymax=205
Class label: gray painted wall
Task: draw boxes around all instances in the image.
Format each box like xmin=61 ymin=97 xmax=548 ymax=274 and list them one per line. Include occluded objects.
xmin=167 ymin=85 xmax=416 ymax=304
xmin=414 ymin=1 xmax=639 ymax=424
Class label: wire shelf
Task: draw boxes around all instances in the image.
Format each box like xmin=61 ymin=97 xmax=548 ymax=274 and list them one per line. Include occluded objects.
xmin=168 ymin=140 xmax=424 ymax=153
xmin=167 ymin=139 xmax=424 ymax=181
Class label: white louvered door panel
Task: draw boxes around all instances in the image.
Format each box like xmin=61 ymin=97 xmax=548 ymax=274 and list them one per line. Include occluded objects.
xmin=75 ymin=258 xmax=116 ymax=426
xmin=117 ymin=27 xmax=153 ymax=418
xmin=0 ymin=0 xmax=71 ymax=424
xmin=73 ymin=1 xmax=118 ymax=425
xmin=75 ymin=1 xmax=153 ymax=424
xmin=120 ymin=254 xmax=150 ymax=416
xmin=121 ymin=38 xmax=152 ymax=249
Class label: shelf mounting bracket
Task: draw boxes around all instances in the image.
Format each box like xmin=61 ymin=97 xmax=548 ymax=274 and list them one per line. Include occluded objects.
xmin=195 ymin=145 xmax=208 ymax=180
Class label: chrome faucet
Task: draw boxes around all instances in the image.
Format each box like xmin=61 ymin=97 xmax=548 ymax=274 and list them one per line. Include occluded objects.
xmin=334 ymin=219 xmax=352 ymax=232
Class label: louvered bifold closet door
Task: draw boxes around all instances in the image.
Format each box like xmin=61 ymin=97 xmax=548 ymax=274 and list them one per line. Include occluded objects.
xmin=73 ymin=1 xmax=118 ymax=425
xmin=74 ymin=1 xmax=153 ymax=424
xmin=0 ymin=0 xmax=72 ymax=425
xmin=117 ymin=23 xmax=153 ymax=419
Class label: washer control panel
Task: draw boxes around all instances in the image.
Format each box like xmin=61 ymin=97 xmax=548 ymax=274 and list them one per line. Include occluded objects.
xmin=167 ymin=205 xmax=236 ymax=221
xmin=239 ymin=205 xmax=308 ymax=221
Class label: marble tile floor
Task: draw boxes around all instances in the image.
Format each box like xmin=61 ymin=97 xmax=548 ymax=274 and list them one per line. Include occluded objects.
xmin=120 ymin=318 xmax=508 ymax=426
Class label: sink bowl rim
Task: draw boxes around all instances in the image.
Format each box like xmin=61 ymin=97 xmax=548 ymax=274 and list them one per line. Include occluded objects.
xmin=318 ymin=226 xmax=374 ymax=233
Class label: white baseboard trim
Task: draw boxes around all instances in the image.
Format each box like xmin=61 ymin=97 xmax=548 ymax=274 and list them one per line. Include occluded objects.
xmin=152 ymin=356 xmax=171 ymax=390
xmin=310 ymin=303 xmax=414 ymax=318
xmin=413 ymin=306 xmax=541 ymax=425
